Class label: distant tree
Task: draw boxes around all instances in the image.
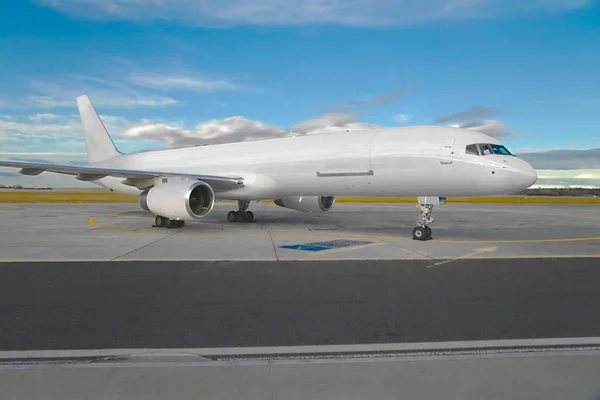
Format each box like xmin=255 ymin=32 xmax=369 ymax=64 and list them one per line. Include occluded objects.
xmin=14 ymin=184 xmax=23 ymax=190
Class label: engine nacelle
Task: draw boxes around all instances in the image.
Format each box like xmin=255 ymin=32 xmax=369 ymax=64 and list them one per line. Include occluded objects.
xmin=140 ymin=180 xmax=215 ymax=221
xmin=273 ymin=196 xmax=335 ymax=213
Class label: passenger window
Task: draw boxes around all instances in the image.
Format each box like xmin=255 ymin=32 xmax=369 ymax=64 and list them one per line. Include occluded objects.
xmin=465 ymin=144 xmax=479 ymax=155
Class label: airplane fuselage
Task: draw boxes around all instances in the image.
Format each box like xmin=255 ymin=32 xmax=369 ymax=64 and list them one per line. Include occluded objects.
xmin=95 ymin=125 xmax=537 ymax=200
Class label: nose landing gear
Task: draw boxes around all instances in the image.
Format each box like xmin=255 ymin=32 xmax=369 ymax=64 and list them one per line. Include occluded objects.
xmin=412 ymin=196 xmax=445 ymax=241
xmin=227 ymin=200 xmax=255 ymax=223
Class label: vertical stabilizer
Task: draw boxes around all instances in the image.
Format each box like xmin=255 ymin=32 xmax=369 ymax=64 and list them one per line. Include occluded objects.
xmin=76 ymin=95 xmax=121 ymax=163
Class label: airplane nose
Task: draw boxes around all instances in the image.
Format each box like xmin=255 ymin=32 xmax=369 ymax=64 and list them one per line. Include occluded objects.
xmin=515 ymin=162 xmax=538 ymax=189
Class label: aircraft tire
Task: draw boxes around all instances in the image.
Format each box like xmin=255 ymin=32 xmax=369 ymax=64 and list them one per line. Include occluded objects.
xmin=424 ymin=226 xmax=432 ymax=239
xmin=227 ymin=211 xmax=236 ymax=222
xmin=245 ymin=211 xmax=254 ymax=222
xmin=412 ymin=227 xmax=427 ymax=241
xmin=155 ymin=215 xmax=166 ymax=228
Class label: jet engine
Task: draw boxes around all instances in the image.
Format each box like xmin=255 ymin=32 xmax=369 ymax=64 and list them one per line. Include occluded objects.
xmin=273 ymin=196 xmax=335 ymax=213
xmin=140 ymin=180 xmax=215 ymax=220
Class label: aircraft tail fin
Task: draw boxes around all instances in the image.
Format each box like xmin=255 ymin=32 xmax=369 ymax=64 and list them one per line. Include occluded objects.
xmin=76 ymin=95 xmax=121 ymax=163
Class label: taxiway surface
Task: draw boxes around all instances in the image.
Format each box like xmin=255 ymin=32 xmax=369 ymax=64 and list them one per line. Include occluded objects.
xmin=0 ymin=202 xmax=599 ymax=261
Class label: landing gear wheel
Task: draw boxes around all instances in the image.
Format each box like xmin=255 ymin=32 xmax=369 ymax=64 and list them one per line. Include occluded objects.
xmin=227 ymin=201 xmax=255 ymax=223
xmin=412 ymin=227 xmax=427 ymax=241
xmin=154 ymin=215 xmax=166 ymax=228
xmin=424 ymin=226 xmax=432 ymax=239
xmin=175 ymin=220 xmax=185 ymax=228
xmin=234 ymin=211 xmax=246 ymax=222
xmin=166 ymin=219 xmax=176 ymax=229
xmin=227 ymin=211 xmax=236 ymax=222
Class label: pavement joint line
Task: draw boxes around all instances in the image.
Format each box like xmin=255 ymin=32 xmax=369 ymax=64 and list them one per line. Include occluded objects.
xmin=427 ymin=246 xmax=498 ymax=268
xmin=110 ymin=230 xmax=183 ymax=261
xmin=2 ymin=337 xmax=600 ymax=360
xmin=373 ymin=235 xmax=434 ymax=260
xmin=268 ymin=230 xmax=280 ymax=261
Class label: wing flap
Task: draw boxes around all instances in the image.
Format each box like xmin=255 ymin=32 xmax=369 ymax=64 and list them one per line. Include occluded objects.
xmin=0 ymin=160 xmax=244 ymax=191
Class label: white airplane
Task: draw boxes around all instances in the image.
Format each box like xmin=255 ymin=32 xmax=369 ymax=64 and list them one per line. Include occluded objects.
xmin=0 ymin=95 xmax=537 ymax=240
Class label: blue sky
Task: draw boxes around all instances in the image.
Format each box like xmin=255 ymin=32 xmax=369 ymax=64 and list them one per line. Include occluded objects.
xmin=1 ymin=0 xmax=599 ymax=187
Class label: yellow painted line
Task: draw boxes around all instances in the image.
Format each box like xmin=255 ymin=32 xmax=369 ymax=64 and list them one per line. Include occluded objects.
xmin=88 ymin=217 xmax=166 ymax=235
xmin=427 ymin=236 xmax=600 ymax=244
xmin=308 ymin=242 xmax=387 ymax=256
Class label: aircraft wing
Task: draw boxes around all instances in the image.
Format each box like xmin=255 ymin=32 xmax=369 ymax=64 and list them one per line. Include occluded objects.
xmin=0 ymin=160 xmax=244 ymax=191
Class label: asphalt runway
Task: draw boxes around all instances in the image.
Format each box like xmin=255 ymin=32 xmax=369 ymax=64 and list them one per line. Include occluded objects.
xmin=2 ymin=258 xmax=600 ymax=350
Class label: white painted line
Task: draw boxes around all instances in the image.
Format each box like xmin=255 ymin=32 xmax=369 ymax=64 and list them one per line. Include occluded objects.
xmin=1 ymin=337 xmax=600 ymax=360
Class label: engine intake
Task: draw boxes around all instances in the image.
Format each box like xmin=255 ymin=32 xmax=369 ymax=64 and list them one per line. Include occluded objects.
xmin=273 ymin=196 xmax=335 ymax=213
xmin=140 ymin=180 xmax=215 ymax=220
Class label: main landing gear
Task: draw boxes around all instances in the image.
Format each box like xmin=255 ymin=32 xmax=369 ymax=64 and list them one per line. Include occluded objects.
xmin=412 ymin=196 xmax=445 ymax=241
xmin=153 ymin=215 xmax=185 ymax=229
xmin=227 ymin=200 xmax=254 ymax=223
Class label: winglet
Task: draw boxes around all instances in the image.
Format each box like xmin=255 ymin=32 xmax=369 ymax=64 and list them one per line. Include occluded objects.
xmin=76 ymin=95 xmax=121 ymax=163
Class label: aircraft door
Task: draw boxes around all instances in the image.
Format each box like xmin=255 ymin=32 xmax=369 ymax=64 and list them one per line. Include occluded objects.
xmin=440 ymin=136 xmax=455 ymax=164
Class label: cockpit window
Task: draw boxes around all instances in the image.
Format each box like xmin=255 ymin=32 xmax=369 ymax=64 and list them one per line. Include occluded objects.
xmin=466 ymin=143 xmax=513 ymax=156
xmin=465 ymin=144 xmax=480 ymax=155
xmin=490 ymin=144 xmax=512 ymax=155
xmin=479 ymin=144 xmax=493 ymax=155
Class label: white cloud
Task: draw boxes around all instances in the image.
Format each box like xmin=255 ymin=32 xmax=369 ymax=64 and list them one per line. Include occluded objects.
xmin=127 ymin=72 xmax=240 ymax=91
xmin=36 ymin=0 xmax=593 ymax=26
xmin=0 ymin=116 xmax=80 ymax=141
xmin=28 ymin=113 xmax=58 ymax=122
xmin=289 ymin=113 xmax=377 ymax=135
xmin=0 ymin=113 xmax=133 ymax=153
xmin=120 ymin=117 xmax=287 ymax=146
xmin=450 ymin=119 xmax=517 ymax=138
xmin=435 ymin=105 xmax=516 ymax=138
xmin=434 ymin=105 xmax=500 ymax=123
xmin=119 ymin=111 xmax=379 ymax=147
xmin=26 ymin=79 xmax=177 ymax=109
xmin=394 ymin=113 xmax=411 ymax=123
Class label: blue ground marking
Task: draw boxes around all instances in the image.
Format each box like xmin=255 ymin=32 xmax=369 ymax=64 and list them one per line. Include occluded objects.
xmin=280 ymin=239 xmax=372 ymax=252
